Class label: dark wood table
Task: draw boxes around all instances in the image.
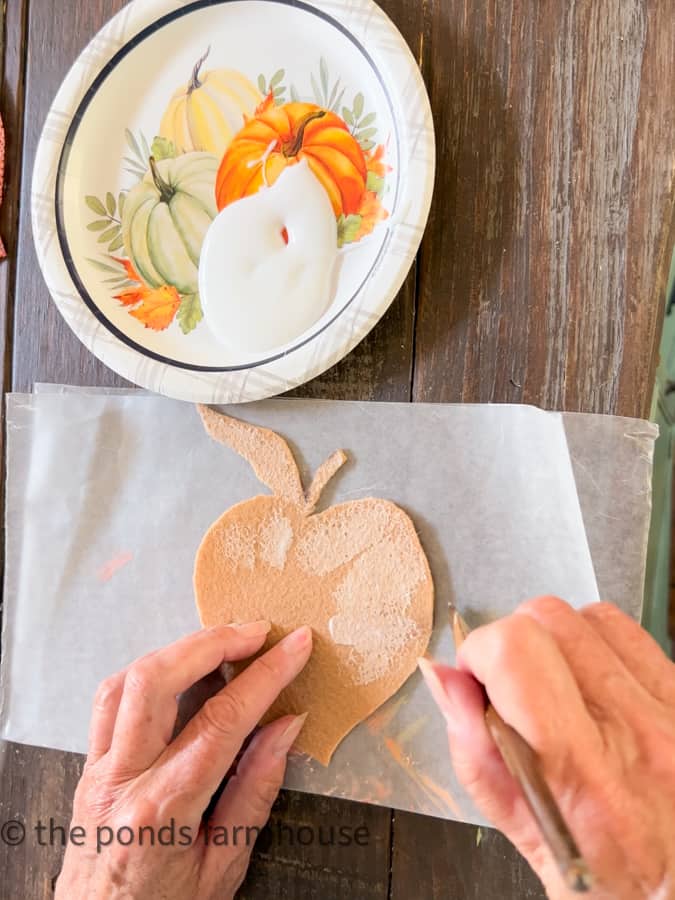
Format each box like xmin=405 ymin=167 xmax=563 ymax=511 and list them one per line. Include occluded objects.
xmin=1 ymin=1 xmax=673 ymax=897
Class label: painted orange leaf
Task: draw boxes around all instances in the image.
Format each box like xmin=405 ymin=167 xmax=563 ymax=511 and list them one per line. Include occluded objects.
xmin=253 ymin=90 xmax=276 ymax=118
xmin=127 ymin=285 xmax=181 ymax=331
xmin=114 ymin=281 xmax=181 ymax=330
xmin=111 ymin=256 xmax=142 ymax=284
xmin=355 ymin=190 xmax=389 ymax=241
xmin=114 ymin=285 xmax=146 ymax=308
xmin=365 ymin=144 xmax=391 ymax=179
xmin=112 ymin=256 xmax=180 ymax=331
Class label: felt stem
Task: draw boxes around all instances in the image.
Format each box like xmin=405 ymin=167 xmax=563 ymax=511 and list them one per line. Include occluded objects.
xmin=304 ymin=449 xmax=347 ymax=514
xmin=197 ymin=405 xmax=305 ymax=507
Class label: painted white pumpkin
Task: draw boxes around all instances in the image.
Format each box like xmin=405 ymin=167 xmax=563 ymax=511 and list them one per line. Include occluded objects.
xmin=122 ymin=151 xmax=218 ymax=295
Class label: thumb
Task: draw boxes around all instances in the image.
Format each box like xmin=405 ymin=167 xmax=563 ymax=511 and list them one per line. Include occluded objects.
xmin=418 ymin=659 xmax=537 ymax=844
xmin=201 ymin=713 xmax=306 ymax=893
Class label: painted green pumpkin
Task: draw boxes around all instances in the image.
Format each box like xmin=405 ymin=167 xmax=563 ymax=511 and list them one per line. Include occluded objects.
xmin=122 ymin=152 xmax=218 ymax=295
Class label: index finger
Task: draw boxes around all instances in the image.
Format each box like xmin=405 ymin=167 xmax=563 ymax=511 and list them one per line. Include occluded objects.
xmin=157 ymin=625 xmax=313 ymax=812
xmin=457 ymin=612 xmax=603 ymax=766
xmin=579 ymin=602 xmax=675 ymax=705
xmin=515 ymin=596 xmax=656 ymax=717
xmin=110 ymin=621 xmax=272 ymax=772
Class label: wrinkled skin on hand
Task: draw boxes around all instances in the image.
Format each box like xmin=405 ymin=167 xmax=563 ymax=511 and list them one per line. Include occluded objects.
xmin=55 ymin=622 xmax=312 ymax=900
xmin=420 ymin=597 xmax=675 ymax=900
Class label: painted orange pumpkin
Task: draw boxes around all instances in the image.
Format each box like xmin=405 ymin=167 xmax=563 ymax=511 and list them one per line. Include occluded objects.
xmin=215 ymin=102 xmax=367 ymax=217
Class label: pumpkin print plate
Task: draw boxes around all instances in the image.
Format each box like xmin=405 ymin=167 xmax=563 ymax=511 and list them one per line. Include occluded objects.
xmin=33 ymin=0 xmax=434 ymax=402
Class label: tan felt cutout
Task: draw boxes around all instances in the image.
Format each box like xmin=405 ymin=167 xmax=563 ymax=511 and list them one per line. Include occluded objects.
xmin=194 ymin=405 xmax=434 ymax=765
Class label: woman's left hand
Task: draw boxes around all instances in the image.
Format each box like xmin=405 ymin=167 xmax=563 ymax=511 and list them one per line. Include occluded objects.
xmin=55 ymin=621 xmax=312 ymax=900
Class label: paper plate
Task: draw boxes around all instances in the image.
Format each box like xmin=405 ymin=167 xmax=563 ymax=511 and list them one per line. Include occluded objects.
xmin=32 ymin=0 xmax=434 ymax=402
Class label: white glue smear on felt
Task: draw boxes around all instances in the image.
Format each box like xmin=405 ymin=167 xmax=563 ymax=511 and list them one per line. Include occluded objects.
xmin=258 ymin=510 xmax=293 ymax=569
xmin=295 ymin=503 xmax=391 ymax=576
xmin=217 ymin=522 xmax=256 ymax=570
xmin=327 ymin=517 xmax=427 ymax=685
xmin=219 ymin=498 xmax=429 ymax=685
xmin=219 ymin=511 xmax=293 ymax=571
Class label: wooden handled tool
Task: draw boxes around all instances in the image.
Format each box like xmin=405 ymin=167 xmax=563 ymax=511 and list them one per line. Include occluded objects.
xmin=452 ymin=611 xmax=594 ymax=894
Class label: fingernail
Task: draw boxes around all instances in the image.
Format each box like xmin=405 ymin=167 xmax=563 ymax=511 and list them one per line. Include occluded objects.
xmin=418 ymin=657 xmax=456 ymax=724
xmin=279 ymin=626 xmax=312 ymax=654
xmin=225 ymin=620 xmax=271 ymax=637
xmin=273 ymin=713 xmax=308 ymax=758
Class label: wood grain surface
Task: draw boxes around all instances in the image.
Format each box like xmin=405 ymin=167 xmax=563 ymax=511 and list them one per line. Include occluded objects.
xmin=1 ymin=0 xmax=674 ymax=898
xmin=412 ymin=0 xmax=675 ymax=417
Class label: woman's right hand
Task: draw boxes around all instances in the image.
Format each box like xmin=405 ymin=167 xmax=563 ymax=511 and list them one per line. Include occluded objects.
xmin=420 ymin=596 xmax=675 ymax=899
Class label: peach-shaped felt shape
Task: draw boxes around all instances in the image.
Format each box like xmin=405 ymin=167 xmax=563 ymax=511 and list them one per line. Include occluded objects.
xmin=193 ymin=405 xmax=434 ymax=765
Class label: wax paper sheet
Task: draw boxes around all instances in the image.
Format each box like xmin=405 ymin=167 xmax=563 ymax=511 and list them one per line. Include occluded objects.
xmin=0 ymin=390 xmax=656 ymax=824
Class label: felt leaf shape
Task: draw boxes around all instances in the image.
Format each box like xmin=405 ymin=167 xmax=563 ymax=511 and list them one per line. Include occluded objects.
xmin=194 ymin=406 xmax=434 ymax=766
xmin=198 ymin=404 xmax=305 ymax=507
